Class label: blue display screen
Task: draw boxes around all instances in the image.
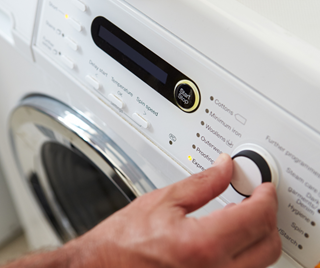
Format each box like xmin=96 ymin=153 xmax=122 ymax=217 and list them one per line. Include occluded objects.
xmin=98 ymin=26 xmax=168 ymax=84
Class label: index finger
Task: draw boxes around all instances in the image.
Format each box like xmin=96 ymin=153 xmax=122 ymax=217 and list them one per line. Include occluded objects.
xmin=166 ymin=153 xmax=233 ymax=214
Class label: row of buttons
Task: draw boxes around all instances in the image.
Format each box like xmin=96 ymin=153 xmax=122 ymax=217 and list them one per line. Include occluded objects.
xmin=59 ymin=1 xmax=85 ymax=68
xmin=68 ymin=0 xmax=87 ymax=31
xmin=85 ymin=76 xmax=149 ymax=128
xmin=60 ymin=68 xmax=150 ymax=128
xmin=107 ymin=92 xmax=149 ymax=128
xmin=60 ymin=1 xmax=149 ymax=129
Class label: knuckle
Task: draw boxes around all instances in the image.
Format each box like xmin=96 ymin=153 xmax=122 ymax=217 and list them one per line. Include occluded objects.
xmin=272 ymin=232 xmax=282 ymax=259
xmin=262 ymin=183 xmax=278 ymax=206
xmin=252 ymin=189 xmax=278 ymax=234
xmin=263 ymin=206 xmax=277 ymax=233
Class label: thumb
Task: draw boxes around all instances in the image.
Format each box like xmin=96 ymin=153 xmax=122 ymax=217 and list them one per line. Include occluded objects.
xmin=166 ymin=153 xmax=233 ymax=214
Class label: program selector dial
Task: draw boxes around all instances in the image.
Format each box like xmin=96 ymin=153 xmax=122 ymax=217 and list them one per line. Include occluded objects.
xmin=231 ymin=144 xmax=279 ymax=197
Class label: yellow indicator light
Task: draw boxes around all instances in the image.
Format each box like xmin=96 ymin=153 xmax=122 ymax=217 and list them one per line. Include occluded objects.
xmin=188 ymin=156 xmax=193 ymax=161
xmin=65 ymin=14 xmax=69 ymax=19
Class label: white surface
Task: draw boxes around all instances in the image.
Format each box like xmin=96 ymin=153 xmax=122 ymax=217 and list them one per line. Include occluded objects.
xmin=68 ymin=17 xmax=82 ymax=32
xmin=0 ymin=6 xmax=14 ymax=44
xmin=108 ymin=94 xmax=124 ymax=109
xmin=237 ymin=0 xmax=320 ymax=51
xmin=65 ymin=36 xmax=78 ymax=51
xmin=0 ymin=0 xmax=38 ymax=40
xmin=85 ymin=75 xmax=100 ymax=89
xmin=231 ymin=157 xmax=262 ymax=196
xmin=132 ymin=113 xmax=149 ymax=129
xmin=72 ymin=0 xmax=86 ymax=12
xmin=60 ymin=55 xmax=75 ymax=69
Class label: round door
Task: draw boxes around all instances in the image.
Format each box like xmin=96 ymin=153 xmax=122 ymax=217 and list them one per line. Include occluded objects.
xmin=10 ymin=95 xmax=155 ymax=243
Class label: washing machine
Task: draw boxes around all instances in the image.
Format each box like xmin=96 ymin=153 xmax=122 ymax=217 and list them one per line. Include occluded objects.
xmin=0 ymin=0 xmax=319 ymax=267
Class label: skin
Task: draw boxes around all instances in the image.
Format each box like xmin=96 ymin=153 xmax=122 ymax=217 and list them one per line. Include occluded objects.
xmin=2 ymin=153 xmax=282 ymax=268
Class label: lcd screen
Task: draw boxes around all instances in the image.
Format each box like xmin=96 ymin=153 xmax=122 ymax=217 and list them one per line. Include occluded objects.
xmin=98 ymin=25 xmax=168 ymax=84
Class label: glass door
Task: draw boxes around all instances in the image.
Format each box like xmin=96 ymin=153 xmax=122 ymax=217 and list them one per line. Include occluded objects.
xmin=10 ymin=96 xmax=155 ymax=242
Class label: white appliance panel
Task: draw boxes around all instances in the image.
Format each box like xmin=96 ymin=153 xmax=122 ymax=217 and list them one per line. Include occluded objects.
xmin=32 ymin=1 xmax=320 ymax=267
xmin=0 ymin=0 xmax=319 ymax=267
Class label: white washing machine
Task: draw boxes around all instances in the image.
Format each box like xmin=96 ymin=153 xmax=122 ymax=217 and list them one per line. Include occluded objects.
xmin=0 ymin=0 xmax=319 ymax=267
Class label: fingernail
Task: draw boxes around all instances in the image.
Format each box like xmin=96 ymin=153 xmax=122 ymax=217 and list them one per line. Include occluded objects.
xmin=213 ymin=153 xmax=229 ymax=166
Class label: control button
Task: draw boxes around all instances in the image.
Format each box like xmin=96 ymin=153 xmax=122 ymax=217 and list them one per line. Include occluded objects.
xmin=231 ymin=145 xmax=278 ymax=197
xmin=132 ymin=113 xmax=149 ymax=129
xmin=68 ymin=18 xmax=82 ymax=32
xmin=174 ymin=80 xmax=200 ymax=113
xmin=61 ymin=55 xmax=75 ymax=69
xmin=85 ymin=75 xmax=100 ymax=90
xmin=108 ymin=94 xmax=124 ymax=109
xmin=65 ymin=37 xmax=78 ymax=51
xmin=72 ymin=0 xmax=87 ymax=12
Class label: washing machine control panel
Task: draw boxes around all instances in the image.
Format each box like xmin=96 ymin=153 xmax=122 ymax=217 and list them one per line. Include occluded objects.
xmin=35 ymin=0 xmax=320 ymax=267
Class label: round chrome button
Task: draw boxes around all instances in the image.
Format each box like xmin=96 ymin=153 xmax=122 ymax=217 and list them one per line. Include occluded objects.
xmin=231 ymin=144 xmax=278 ymax=197
xmin=174 ymin=80 xmax=200 ymax=112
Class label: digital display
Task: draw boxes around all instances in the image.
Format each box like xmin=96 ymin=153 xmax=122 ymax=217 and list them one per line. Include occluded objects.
xmin=92 ymin=16 xmax=200 ymax=112
xmin=98 ymin=26 xmax=168 ymax=84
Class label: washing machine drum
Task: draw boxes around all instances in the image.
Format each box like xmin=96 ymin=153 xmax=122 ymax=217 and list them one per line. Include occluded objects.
xmin=10 ymin=96 xmax=155 ymax=243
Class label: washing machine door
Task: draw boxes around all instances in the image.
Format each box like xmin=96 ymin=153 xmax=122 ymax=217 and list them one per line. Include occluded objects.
xmin=10 ymin=96 xmax=155 ymax=243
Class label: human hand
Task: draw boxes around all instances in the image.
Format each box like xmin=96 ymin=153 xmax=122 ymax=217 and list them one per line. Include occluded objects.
xmin=66 ymin=153 xmax=281 ymax=268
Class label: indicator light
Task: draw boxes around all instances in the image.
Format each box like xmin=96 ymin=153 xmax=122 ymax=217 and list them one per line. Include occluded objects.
xmin=188 ymin=156 xmax=193 ymax=161
xmin=315 ymin=262 xmax=320 ymax=268
xmin=65 ymin=14 xmax=69 ymax=19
